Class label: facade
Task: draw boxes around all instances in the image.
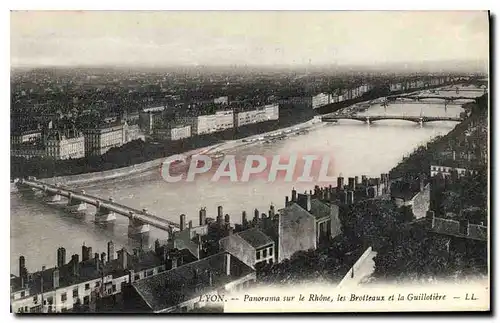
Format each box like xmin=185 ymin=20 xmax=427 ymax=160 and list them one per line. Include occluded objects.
xmin=45 ymin=129 xmax=85 ymax=160
xmin=83 ymin=121 xmax=125 ymax=156
xmin=11 ymin=129 xmax=42 ymax=146
xmin=235 ymin=104 xmax=280 ymax=127
xmin=124 ymin=124 xmax=144 ymax=142
xmin=153 ymin=125 xmax=192 ymax=141
xmin=392 ymin=182 xmax=431 ymax=220
xmin=214 ymin=110 xmax=234 ymax=131
xmin=312 ymin=93 xmax=331 ymax=109
xmin=10 ymin=244 xmax=168 ymax=313
xmin=130 ymin=252 xmax=256 ymax=313
xmin=213 ymin=96 xmax=229 ymax=105
xmin=430 ymin=165 xmax=478 ymax=178
xmin=219 ymin=228 xmax=275 ymax=269
xmin=10 ymin=145 xmax=46 ymax=159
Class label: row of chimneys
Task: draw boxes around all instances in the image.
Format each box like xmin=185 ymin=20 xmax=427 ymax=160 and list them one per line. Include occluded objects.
xmin=18 ymin=241 xmax=128 ymax=290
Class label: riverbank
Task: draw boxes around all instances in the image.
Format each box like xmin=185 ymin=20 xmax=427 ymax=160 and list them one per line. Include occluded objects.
xmin=10 ymin=117 xmax=323 ymax=191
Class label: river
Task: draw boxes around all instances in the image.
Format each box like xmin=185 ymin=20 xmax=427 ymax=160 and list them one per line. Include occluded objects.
xmin=10 ymin=86 xmax=482 ymax=273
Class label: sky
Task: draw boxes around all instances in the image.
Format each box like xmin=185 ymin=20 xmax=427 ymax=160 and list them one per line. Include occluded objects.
xmin=10 ymin=11 xmax=489 ymax=68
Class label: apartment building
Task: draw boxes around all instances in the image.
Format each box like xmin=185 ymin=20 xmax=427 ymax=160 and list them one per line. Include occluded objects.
xmin=45 ymin=129 xmax=85 ymax=160
xmin=83 ymin=121 xmax=125 ymax=156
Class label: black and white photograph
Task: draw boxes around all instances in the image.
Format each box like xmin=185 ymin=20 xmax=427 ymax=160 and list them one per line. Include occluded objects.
xmin=8 ymin=9 xmax=490 ymax=314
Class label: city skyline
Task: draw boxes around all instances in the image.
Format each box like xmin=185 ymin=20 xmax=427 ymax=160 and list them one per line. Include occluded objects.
xmin=11 ymin=11 xmax=489 ymax=68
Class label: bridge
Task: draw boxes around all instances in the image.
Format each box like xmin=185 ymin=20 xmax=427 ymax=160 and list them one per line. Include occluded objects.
xmin=385 ymin=99 xmax=464 ymax=105
xmin=321 ymin=114 xmax=463 ymax=124
xmin=388 ymin=95 xmax=476 ymax=101
xmin=16 ymin=178 xmax=180 ymax=238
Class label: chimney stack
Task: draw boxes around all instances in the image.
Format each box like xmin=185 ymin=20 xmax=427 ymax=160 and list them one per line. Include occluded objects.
xmin=306 ymin=194 xmax=312 ymax=212
xmin=269 ymin=205 xmax=275 ymax=218
xmin=94 ymin=252 xmax=99 ymax=260
xmin=347 ymin=191 xmax=354 ymax=205
xmin=53 ymin=269 xmax=60 ymax=289
xmin=291 ymin=188 xmax=297 ymax=202
xmin=57 ymin=247 xmax=66 ymax=268
xmin=224 ymin=214 xmax=230 ymax=225
xmin=72 ymin=254 xmax=80 ymax=277
xmin=285 ymin=196 xmax=289 ymax=206
xmin=118 ymin=248 xmax=128 ymax=270
xmin=362 ymin=175 xmax=367 ymax=186
xmin=19 ymin=256 xmax=26 ymax=284
xmin=199 ymin=207 xmax=207 ymax=226
xmin=217 ymin=206 xmax=223 ymax=219
xmin=254 ymin=209 xmax=259 ymax=223
xmin=355 ymin=176 xmax=359 ymax=185
xmin=337 ymin=177 xmax=344 ymax=191
xmin=348 ymin=177 xmax=356 ymax=191
xmin=242 ymin=211 xmax=247 ymax=226
xmin=107 ymin=241 xmax=115 ymax=262
xmin=188 ymin=220 xmax=193 ymax=229
xmin=225 ymin=253 xmax=231 ymax=276
xmin=100 ymin=252 xmax=106 ymax=264
xmin=180 ymin=214 xmax=186 ymax=231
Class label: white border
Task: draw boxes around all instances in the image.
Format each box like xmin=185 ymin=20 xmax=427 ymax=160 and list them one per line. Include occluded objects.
xmin=3 ymin=1 xmax=497 ymax=323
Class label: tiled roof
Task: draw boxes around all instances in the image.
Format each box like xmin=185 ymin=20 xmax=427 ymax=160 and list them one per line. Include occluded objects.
xmin=132 ymin=252 xmax=254 ymax=312
xmin=236 ymin=228 xmax=274 ymax=249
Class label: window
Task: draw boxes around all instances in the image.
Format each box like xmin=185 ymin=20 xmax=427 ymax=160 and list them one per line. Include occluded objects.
xmin=24 ymin=306 xmax=28 ymax=312
xmin=73 ymin=288 xmax=78 ymax=298
xmin=85 ymin=283 xmax=90 ymax=290
xmin=146 ymin=270 xmax=154 ymax=277
xmin=269 ymin=247 xmax=273 ymax=256
xmin=134 ymin=274 xmax=140 ymax=281
xmin=33 ymin=295 xmax=38 ymax=303
xmin=20 ymin=291 xmax=25 ymax=298
xmin=61 ymin=293 xmax=67 ymax=302
xmin=256 ymin=251 xmax=261 ymax=260
xmin=263 ymin=249 xmax=267 ymax=258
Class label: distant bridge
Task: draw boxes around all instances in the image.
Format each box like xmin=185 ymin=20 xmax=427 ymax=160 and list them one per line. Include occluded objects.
xmin=388 ymin=95 xmax=477 ymax=101
xmin=16 ymin=178 xmax=180 ymax=237
xmin=321 ymin=114 xmax=463 ymax=124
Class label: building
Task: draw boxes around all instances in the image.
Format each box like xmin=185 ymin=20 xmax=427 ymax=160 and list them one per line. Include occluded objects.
xmin=277 ymin=191 xmax=342 ymax=262
xmin=426 ymin=211 xmax=487 ymax=242
xmin=430 ymin=164 xmax=478 ymax=178
xmin=312 ymin=93 xmax=331 ymax=109
xmin=235 ymin=104 xmax=279 ymax=127
xmin=10 ymin=243 xmax=169 ymax=313
xmin=124 ymin=124 xmax=144 ymax=143
xmin=391 ymin=179 xmax=431 ymax=220
xmin=153 ymin=125 xmax=192 ymax=141
xmin=45 ymin=129 xmax=85 ymax=160
xmin=127 ymin=252 xmax=256 ymax=313
xmin=11 ymin=129 xmax=43 ymax=146
xmin=83 ymin=121 xmax=125 ymax=156
xmin=219 ymin=228 xmax=275 ymax=269
xmin=138 ymin=110 xmax=166 ymax=135
xmin=214 ymin=110 xmax=234 ymax=131
xmin=213 ymin=96 xmax=229 ymax=105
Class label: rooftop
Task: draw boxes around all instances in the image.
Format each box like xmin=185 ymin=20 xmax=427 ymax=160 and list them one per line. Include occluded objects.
xmin=309 ymin=199 xmax=332 ymax=220
xmin=236 ymin=228 xmax=274 ymax=249
xmin=132 ymin=252 xmax=254 ymax=312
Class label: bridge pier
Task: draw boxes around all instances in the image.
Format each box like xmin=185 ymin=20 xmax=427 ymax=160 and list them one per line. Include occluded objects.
xmin=67 ymin=192 xmax=87 ymax=212
xmin=128 ymin=217 xmax=150 ymax=238
xmin=45 ymin=191 xmax=62 ymax=203
xmin=95 ymin=200 xmax=117 ymax=223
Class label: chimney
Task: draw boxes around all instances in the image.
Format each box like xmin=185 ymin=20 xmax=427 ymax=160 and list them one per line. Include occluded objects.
xmin=107 ymin=241 xmax=115 ymax=262
xmin=171 ymin=256 xmax=178 ymax=269
xmin=362 ymin=175 xmax=367 ymax=186
xmin=337 ymin=177 xmax=344 ymax=191
xmin=355 ymin=176 xmax=359 ymax=185
xmin=199 ymin=207 xmax=207 ymax=226
xmin=254 ymin=209 xmax=259 ymax=222
xmin=82 ymin=245 xmax=87 ymax=261
xmin=216 ymin=214 xmax=223 ymax=226
xmin=269 ymin=205 xmax=275 ymax=218
xmin=53 ymin=269 xmax=60 ymax=289
xmin=224 ymin=214 xmax=230 ymax=224
xmin=225 ymin=253 xmax=231 ymax=276
xmin=94 ymin=252 xmax=99 ymax=260
xmin=100 ymin=252 xmax=106 ymax=264
xmin=19 ymin=256 xmax=26 ymax=281
xmin=217 ymin=206 xmax=223 ymax=219
xmin=306 ymin=194 xmax=312 ymax=212
xmin=180 ymin=214 xmax=186 ymax=231
xmin=285 ymin=196 xmax=289 ymax=206
xmin=242 ymin=211 xmax=247 ymax=226
xmin=57 ymin=247 xmax=66 ymax=268
xmin=348 ymin=177 xmax=356 ymax=190
xmin=118 ymin=248 xmax=128 ymax=270
xmin=291 ymin=188 xmax=297 ymax=202
xmin=188 ymin=220 xmax=193 ymax=229
xmin=72 ymin=254 xmax=80 ymax=277
xmin=314 ymin=185 xmax=320 ymax=197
